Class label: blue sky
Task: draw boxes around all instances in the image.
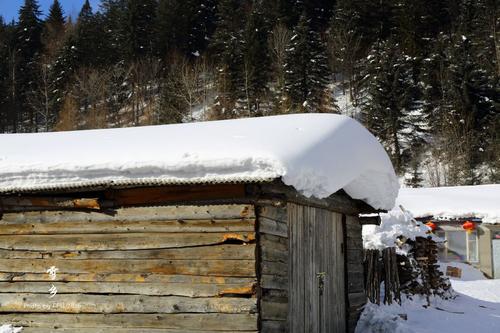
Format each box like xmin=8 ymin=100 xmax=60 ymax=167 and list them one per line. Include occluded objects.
xmin=0 ymin=0 xmax=102 ymax=23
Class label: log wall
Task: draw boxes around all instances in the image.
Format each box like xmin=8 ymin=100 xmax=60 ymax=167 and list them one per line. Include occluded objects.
xmin=345 ymin=215 xmax=366 ymax=333
xmin=257 ymin=204 xmax=289 ymax=333
xmin=0 ymin=204 xmax=258 ymax=332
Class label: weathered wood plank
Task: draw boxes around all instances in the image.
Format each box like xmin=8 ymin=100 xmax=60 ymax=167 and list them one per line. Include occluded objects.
xmin=0 ymin=281 xmax=256 ymax=297
xmin=0 ymin=244 xmax=256 ymax=260
xmin=260 ymin=234 xmax=288 ymax=249
xmin=258 ymin=205 xmax=287 ymax=223
xmin=20 ymin=329 xmax=258 ymax=333
xmin=0 ymin=197 xmax=100 ymax=210
xmin=0 ymin=205 xmax=255 ymax=224
xmin=0 ymin=313 xmax=258 ymax=330
xmin=260 ymin=261 xmax=287 ymax=277
xmin=261 ymin=320 xmax=287 ymax=333
xmin=260 ymin=246 xmax=287 ymax=263
xmin=105 ymin=184 xmax=247 ymax=206
xmin=0 ymin=294 xmax=257 ymax=314
xmin=260 ymin=302 xmax=287 ymax=321
xmin=0 ymin=259 xmax=256 ymax=277
xmin=0 ymin=273 xmax=255 ymax=284
xmin=259 ymin=218 xmax=287 ymax=238
xmin=0 ymin=219 xmax=255 ymax=235
xmin=0 ymin=232 xmax=255 ymax=251
xmin=260 ymin=275 xmax=288 ymax=291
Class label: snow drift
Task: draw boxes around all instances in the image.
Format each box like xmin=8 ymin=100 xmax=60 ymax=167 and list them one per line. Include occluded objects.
xmin=0 ymin=114 xmax=398 ymax=210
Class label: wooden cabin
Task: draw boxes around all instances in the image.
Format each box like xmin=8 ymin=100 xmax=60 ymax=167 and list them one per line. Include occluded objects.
xmin=397 ymin=185 xmax=500 ymax=279
xmin=0 ymin=114 xmax=399 ymax=332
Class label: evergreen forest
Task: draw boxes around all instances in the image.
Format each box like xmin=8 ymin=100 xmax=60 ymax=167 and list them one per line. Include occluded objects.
xmin=0 ymin=0 xmax=498 ymax=186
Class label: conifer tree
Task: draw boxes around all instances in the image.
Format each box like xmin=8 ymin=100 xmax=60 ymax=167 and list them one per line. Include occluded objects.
xmin=193 ymin=0 xmax=217 ymax=55
xmin=42 ymin=0 xmax=65 ymax=61
xmin=361 ymin=39 xmax=425 ymax=174
xmin=16 ymin=0 xmax=43 ymax=131
xmin=210 ymin=0 xmax=245 ymax=117
xmin=100 ymin=0 xmax=127 ymax=62
xmin=123 ymin=0 xmax=157 ymax=59
xmin=242 ymin=4 xmax=270 ymax=115
xmin=284 ymin=12 xmax=331 ymax=113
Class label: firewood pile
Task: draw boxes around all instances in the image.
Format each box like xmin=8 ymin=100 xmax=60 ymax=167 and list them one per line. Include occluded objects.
xmin=365 ymin=236 xmax=452 ymax=305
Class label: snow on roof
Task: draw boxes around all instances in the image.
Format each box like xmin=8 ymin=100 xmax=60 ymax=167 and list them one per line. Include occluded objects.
xmin=397 ymin=185 xmax=500 ymax=223
xmin=0 ymin=114 xmax=399 ymax=209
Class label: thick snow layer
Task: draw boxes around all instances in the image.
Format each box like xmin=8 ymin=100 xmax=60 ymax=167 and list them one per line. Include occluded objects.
xmin=362 ymin=209 xmax=431 ymax=251
xmin=0 ymin=114 xmax=398 ymax=209
xmin=397 ymin=185 xmax=500 ymax=223
xmin=0 ymin=325 xmax=22 ymax=333
xmin=356 ymin=262 xmax=500 ymax=333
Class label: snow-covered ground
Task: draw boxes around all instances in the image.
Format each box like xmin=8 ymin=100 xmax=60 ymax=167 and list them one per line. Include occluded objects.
xmin=0 ymin=325 xmax=22 ymax=333
xmin=356 ymin=262 xmax=500 ymax=333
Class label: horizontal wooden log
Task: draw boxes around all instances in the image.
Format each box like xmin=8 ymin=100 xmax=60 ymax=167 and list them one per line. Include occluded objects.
xmin=348 ymin=292 xmax=367 ymax=307
xmin=257 ymin=182 xmax=379 ymax=214
xmin=20 ymin=326 xmax=256 ymax=332
xmin=0 ymin=244 xmax=255 ymax=260
xmin=105 ymin=184 xmax=247 ymax=206
xmin=0 ymin=197 xmax=100 ymax=210
xmin=0 ymin=313 xmax=258 ymax=330
xmin=257 ymin=205 xmax=287 ymax=223
xmin=260 ymin=234 xmax=288 ymax=249
xmin=0 ymin=232 xmax=255 ymax=251
xmin=260 ymin=246 xmax=287 ymax=263
xmin=259 ymin=218 xmax=288 ymax=238
xmin=260 ymin=275 xmax=288 ymax=291
xmin=359 ymin=215 xmax=381 ymax=225
xmin=260 ymin=302 xmax=287 ymax=321
xmin=261 ymin=289 xmax=287 ymax=303
xmin=0 ymin=258 xmax=256 ymax=277
xmin=0 ymin=294 xmax=257 ymax=314
xmin=0 ymin=205 xmax=255 ymax=224
xmin=0 ymin=273 xmax=255 ymax=284
xmin=0 ymin=219 xmax=255 ymax=235
xmin=261 ymin=320 xmax=287 ymax=333
xmin=0 ymin=281 xmax=256 ymax=297
xmin=260 ymin=261 xmax=287 ymax=277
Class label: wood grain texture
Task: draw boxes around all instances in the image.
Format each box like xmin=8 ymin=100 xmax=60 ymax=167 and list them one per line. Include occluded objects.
xmin=0 ymin=294 xmax=257 ymax=314
xmin=0 ymin=258 xmax=256 ymax=276
xmin=288 ymin=203 xmax=346 ymax=333
xmin=0 ymin=219 xmax=255 ymax=235
xmin=0 ymin=281 xmax=256 ymax=297
xmin=0 ymin=232 xmax=255 ymax=251
xmin=0 ymin=244 xmax=255 ymax=260
xmin=0 ymin=205 xmax=255 ymax=224
xmin=0 ymin=313 xmax=258 ymax=330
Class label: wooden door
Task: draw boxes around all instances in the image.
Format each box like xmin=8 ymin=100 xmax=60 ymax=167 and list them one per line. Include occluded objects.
xmin=288 ymin=203 xmax=346 ymax=333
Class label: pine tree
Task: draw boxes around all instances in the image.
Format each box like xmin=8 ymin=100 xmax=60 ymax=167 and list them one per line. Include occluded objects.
xmin=242 ymin=4 xmax=271 ymax=115
xmin=42 ymin=0 xmax=66 ymax=61
xmin=16 ymin=0 xmax=43 ymax=131
xmin=188 ymin=0 xmax=217 ymax=56
xmin=156 ymin=0 xmax=190 ymax=58
xmin=123 ymin=0 xmax=157 ymax=60
xmin=210 ymin=0 xmax=246 ymax=118
xmin=284 ymin=12 xmax=331 ymax=113
xmin=361 ymin=39 xmax=425 ymax=174
xmin=100 ymin=0 xmax=127 ymax=62
xmin=72 ymin=0 xmax=104 ymax=67
xmin=0 ymin=17 xmax=8 ymax=131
